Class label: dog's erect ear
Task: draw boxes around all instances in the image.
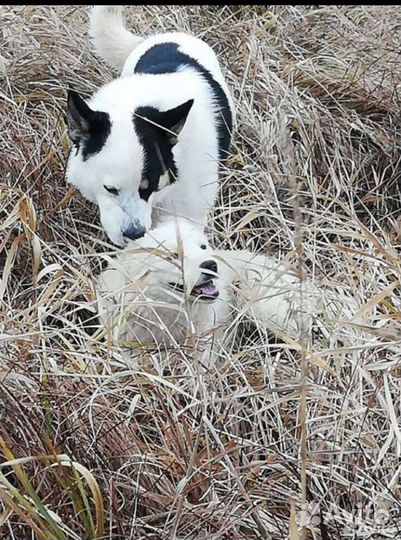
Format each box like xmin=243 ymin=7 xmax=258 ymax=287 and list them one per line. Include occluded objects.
xmin=156 ymin=99 xmax=194 ymax=145
xmin=67 ymin=90 xmax=94 ymax=143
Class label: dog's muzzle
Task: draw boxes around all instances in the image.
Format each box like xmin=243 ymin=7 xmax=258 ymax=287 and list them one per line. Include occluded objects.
xmin=167 ymin=259 xmax=219 ymax=300
xmin=191 ymin=279 xmax=219 ymax=299
xmin=123 ymin=223 xmax=146 ymax=241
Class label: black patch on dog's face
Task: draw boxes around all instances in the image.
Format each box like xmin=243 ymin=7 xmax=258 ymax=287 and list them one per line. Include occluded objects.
xmin=133 ymin=100 xmax=193 ymax=201
xmin=134 ymin=42 xmax=233 ymax=160
xmin=80 ymin=114 xmax=111 ymax=161
xmin=67 ymin=90 xmax=111 ymax=161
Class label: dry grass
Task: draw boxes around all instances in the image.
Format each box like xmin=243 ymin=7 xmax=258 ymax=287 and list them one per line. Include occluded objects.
xmin=1 ymin=4 xmax=401 ymax=539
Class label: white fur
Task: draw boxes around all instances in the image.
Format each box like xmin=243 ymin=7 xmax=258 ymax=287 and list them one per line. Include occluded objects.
xmin=96 ymin=218 xmax=323 ymax=365
xmin=65 ymin=6 xmax=235 ymax=246
xmin=89 ymin=6 xmax=143 ymax=71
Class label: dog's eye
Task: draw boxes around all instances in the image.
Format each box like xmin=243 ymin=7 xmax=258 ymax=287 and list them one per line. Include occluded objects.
xmin=200 ymin=244 xmax=207 ymax=250
xmin=139 ymin=178 xmax=149 ymax=191
xmin=104 ymin=185 xmax=120 ymax=196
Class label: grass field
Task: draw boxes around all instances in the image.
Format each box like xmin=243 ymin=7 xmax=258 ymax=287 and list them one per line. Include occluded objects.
xmin=1 ymin=5 xmax=401 ymax=539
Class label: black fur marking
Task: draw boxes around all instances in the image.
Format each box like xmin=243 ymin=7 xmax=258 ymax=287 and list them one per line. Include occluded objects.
xmin=134 ymin=107 xmax=177 ymax=201
xmin=133 ymin=102 xmax=193 ymax=201
xmin=134 ymin=42 xmax=187 ymax=75
xmin=134 ymin=43 xmax=233 ymax=160
xmin=81 ymin=112 xmax=111 ymax=161
xmin=67 ymin=90 xmax=111 ymax=161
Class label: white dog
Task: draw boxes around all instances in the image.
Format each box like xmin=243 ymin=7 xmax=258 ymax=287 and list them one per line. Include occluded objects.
xmin=65 ymin=6 xmax=235 ymax=246
xmin=96 ymin=218 xmax=325 ymax=364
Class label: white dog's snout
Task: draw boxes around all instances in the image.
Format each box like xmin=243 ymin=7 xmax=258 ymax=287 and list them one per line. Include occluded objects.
xmin=195 ymin=259 xmax=219 ymax=286
xmin=200 ymin=259 xmax=218 ymax=274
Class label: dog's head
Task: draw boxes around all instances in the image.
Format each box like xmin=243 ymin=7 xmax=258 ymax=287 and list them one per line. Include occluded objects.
xmin=100 ymin=219 xmax=220 ymax=305
xmin=65 ymin=90 xmax=194 ymax=247
xmin=128 ymin=219 xmax=219 ymax=302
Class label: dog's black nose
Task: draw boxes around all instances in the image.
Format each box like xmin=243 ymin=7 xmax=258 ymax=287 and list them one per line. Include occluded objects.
xmin=123 ymin=223 xmax=146 ymax=241
xmin=200 ymin=260 xmax=218 ymax=274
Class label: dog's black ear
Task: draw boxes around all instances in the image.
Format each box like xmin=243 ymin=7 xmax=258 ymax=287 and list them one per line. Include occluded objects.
xmin=67 ymin=90 xmax=94 ymax=143
xmin=156 ymin=99 xmax=194 ymax=145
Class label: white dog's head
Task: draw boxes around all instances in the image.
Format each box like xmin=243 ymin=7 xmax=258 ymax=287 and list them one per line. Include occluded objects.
xmin=99 ymin=218 xmax=220 ymax=306
xmin=65 ymin=90 xmax=193 ymax=247
xmin=97 ymin=218 xmax=221 ymax=346
xmin=136 ymin=220 xmax=219 ymax=302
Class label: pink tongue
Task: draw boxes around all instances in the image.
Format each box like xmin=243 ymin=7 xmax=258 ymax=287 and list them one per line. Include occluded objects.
xmin=198 ymin=281 xmax=218 ymax=296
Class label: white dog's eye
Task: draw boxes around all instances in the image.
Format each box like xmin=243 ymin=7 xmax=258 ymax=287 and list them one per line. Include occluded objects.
xmin=104 ymin=185 xmax=120 ymax=196
xmin=200 ymin=244 xmax=207 ymax=250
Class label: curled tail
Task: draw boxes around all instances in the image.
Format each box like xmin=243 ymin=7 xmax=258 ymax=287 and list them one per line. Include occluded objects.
xmin=89 ymin=6 xmax=143 ymax=71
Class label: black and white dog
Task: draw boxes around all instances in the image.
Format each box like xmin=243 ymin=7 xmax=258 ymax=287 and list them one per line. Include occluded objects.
xmin=65 ymin=6 xmax=235 ymax=246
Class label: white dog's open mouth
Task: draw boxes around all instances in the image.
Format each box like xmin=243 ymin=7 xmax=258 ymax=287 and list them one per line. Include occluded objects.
xmin=191 ymin=279 xmax=219 ymax=299
xmin=167 ymin=279 xmax=219 ymax=300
